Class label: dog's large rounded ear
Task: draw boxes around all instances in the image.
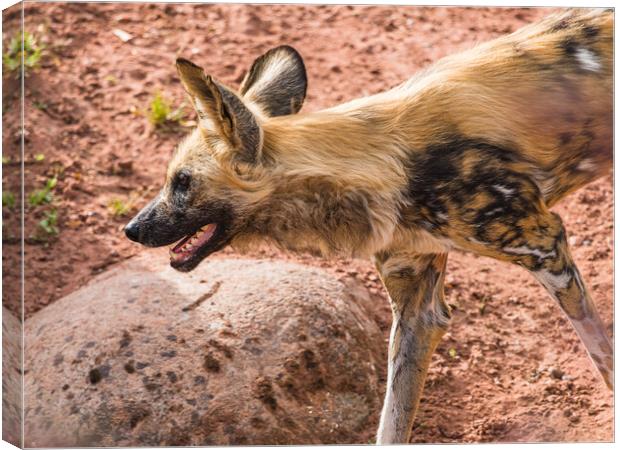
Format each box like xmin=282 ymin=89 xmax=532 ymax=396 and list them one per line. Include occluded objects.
xmin=239 ymin=45 xmax=307 ymax=117
xmin=176 ymin=58 xmax=261 ymax=163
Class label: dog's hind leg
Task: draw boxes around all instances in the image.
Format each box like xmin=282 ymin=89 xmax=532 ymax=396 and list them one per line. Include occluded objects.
xmin=456 ymin=199 xmax=613 ymax=389
xmin=530 ymin=231 xmax=614 ymax=389
xmin=373 ymin=251 xmax=450 ymax=444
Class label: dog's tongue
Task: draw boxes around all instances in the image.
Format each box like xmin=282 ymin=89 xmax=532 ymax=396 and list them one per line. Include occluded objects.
xmin=169 ymin=224 xmax=216 ymax=263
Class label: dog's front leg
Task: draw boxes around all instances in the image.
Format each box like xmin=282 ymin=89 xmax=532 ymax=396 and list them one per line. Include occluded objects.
xmin=374 ymin=251 xmax=451 ymax=444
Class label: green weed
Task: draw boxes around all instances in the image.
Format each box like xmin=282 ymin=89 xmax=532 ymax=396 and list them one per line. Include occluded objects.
xmin=2 ymin=191 xmax=16 ymax=209
xmin=108 ymin=195 xmax=138 ymax=218
xmin=3 ymin=31 xmax=44 ymax=76
xmin=108 ymin=198 xmax=130 ymax=217
xmin=28 ymin=176 xmax=57 ymax=206
xmin=37 ymin=208 xmax=58 ymax=237
xmin=147 ymin=92 xmax=186 ymax=129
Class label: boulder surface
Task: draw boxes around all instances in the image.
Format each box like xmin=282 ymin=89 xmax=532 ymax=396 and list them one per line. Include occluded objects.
xmin=3 ymin=307 xmax=22 ymax=447
xmin=25 ymin=253 xmax=385 ymax=446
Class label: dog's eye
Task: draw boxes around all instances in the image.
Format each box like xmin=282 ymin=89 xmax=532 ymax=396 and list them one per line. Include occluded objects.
xmin=175 ymin=171 xmax=191 ymax=191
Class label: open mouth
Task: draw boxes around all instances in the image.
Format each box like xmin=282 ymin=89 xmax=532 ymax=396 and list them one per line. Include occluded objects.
xmin=169 ymin=223 xmax=217 ymax=267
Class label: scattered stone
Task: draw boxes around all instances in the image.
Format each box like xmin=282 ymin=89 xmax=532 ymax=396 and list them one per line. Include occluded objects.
xmin=112 ymin=28 xmax=133 ymax=43
xmin=550 ymin=368 xmax=565 ymax=380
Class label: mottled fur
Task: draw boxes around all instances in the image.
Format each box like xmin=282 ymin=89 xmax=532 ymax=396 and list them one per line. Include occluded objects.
xmin=126 ymin=9 xmax=613 ymax=444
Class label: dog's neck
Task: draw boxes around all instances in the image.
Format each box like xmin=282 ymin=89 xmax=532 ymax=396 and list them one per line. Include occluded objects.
xmin=238 ymin=110 xmax=410 ymax=258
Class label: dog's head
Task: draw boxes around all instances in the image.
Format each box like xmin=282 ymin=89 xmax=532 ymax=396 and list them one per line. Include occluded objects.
xmin=124 ymin=46 xmax=307 ymax=271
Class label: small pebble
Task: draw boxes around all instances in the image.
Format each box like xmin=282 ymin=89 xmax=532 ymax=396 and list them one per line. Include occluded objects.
xmin=550 ymin=368 xmax=564 ymax=380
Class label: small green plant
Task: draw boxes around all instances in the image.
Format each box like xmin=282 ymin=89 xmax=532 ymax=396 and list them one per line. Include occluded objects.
xmin=147 ymin=92 xmax=185 ymax=129
xmin=2 ymin=191 xmax=16 ymax=209
xmin=33 ymin=101 xmax=48 ymax=111
xmin=108 ymin=197 xmax=132 ymax=217
xmin=37 ymin=208 xmax=58 ymax=237
xmin=448 ymin=348 xmax=458 ymax=359
xmin=108 ymin=193 xmax=136 ymax=217
xmin=2 ymin=156 xmax=10 ymax=164
xmin=28 ymin=176 xmax=57 ymax=206
xmin=34 ymin=153 xmax=45 ymax=162
xmin=3 ymin=31 xmax=44 ymax=76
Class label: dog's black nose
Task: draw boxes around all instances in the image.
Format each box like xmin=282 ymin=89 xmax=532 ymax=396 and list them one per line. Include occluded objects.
xmin=124 ymin=221 xmax=140 ymax=242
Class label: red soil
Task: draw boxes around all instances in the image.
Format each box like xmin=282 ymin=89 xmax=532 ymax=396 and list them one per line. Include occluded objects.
xmin=2 ymin=3 xmax=612 ymax=443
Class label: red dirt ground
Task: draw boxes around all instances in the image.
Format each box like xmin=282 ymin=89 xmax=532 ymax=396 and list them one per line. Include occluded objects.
xmin=2 ymin=3 xmax=613 ymax=443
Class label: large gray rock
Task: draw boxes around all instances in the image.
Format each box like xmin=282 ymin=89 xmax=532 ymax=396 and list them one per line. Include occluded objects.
xmin=24 ymin=253 xmax=384 ymax=446
xmin=3 ymin=307 xmax=22 ymax=447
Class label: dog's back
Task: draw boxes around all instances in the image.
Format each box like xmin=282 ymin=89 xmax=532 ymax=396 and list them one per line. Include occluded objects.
xmin=337 ymin=8 xmax=612 ymax=207
xmin=458 ymin=8 xmax=613 ymax=204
